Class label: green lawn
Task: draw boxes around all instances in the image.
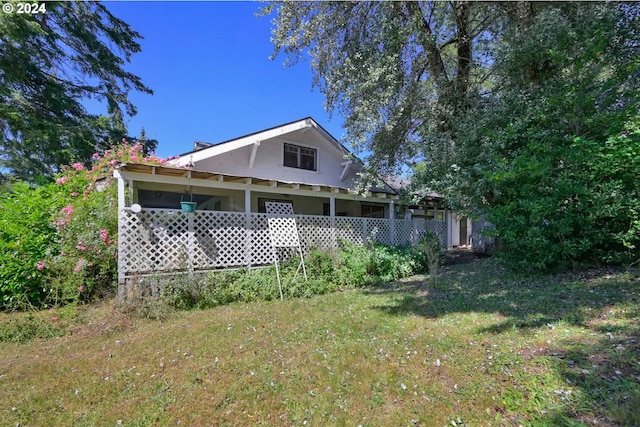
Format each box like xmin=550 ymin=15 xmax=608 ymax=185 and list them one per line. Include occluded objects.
xmin=1 ymin=258 xmax=639 ymax=426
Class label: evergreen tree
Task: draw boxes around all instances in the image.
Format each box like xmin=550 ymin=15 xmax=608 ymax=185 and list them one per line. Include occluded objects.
xmin=0 ymin=1 xmax=152 ymax=183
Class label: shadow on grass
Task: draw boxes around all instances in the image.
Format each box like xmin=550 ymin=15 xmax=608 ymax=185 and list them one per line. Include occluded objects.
xmin=366 ymin=258 xmax=640 ymax=425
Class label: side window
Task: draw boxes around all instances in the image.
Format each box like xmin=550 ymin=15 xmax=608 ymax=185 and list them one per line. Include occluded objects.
xmin=361 ymin=204 xmax=385 ymax=218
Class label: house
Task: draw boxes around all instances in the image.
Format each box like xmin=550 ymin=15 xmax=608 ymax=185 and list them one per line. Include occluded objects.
xmin=114 ymin=117 xmax=454 ymax=288
xmin=138 ymin=117 xmax=399 ymax=218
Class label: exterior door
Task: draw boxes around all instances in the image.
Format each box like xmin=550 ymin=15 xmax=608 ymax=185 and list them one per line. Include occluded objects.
xmin=459 ymin=216 xmax=468 ymax=246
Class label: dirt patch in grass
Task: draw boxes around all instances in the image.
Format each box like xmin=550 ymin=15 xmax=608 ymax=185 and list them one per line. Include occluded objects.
xmin=441 ymin=247 xmax=488 ymax=266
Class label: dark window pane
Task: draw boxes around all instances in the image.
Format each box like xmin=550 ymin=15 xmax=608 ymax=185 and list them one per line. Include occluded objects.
xmin=300 ymin=152 xmax=316 ymax=170
xmin=284 ymin=149 xmax=298 ymax=167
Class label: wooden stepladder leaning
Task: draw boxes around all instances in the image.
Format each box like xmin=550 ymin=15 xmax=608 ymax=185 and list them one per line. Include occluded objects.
xmin=264 ymin=202 xmax=308 ymax=300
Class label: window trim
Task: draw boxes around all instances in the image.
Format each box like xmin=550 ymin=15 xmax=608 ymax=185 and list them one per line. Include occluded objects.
xmin=283 ymin=142 xmax=318 ymax=171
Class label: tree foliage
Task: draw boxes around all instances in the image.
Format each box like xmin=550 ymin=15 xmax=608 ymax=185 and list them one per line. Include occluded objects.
xmin=0 ymin=1 xmax=152 ymax=183
xmin=263 ymin=1 xmax=500 ymax=174
xmin=265 ymin=1 xmax=640 ymax=271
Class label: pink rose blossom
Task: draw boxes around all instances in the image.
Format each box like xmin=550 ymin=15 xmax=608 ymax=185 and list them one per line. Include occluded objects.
xmin=76 ymin=245 xmax=87 ymax=251
xmin=37 ymin=261 xmax=45 ymax=270
xmin=56 ymin=176 xmax=68 ymax=185
xmin=72 ymin=163 xmax=84 ymax=171
xmin=61 ymin=205 xmax=74 ymax=216
xmin=99 ymin=230 xmax=109 ymax=243
xmin=92 ymin=153 xmax=100 ymax=160
xmin=130 ymin=155 xmax=138 ymax=162
xmin=71 ymin=192 xmax=79 ymax=197
xmin=74 ymin=258 xmax=86 ymax=272
xmin=51 ymin=317 xmax=58 ymax=322
xmin=78 ymin=285 xmax=85 ymax=292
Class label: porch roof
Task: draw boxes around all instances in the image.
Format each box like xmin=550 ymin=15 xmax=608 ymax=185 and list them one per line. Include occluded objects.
xmin=115 ymin=163 xmax=399 ymax=201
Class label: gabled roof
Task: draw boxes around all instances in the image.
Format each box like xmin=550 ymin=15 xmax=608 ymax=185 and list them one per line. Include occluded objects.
xmin=171 ymin=117 xmax=360 ymax=168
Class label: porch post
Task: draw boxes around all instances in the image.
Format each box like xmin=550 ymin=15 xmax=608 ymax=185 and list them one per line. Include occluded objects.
xmin=114 ymin=170 xmax=126 ymax=294
xmin=434 ymin=205 xmax=439 ymax=244
xmin=187 ymin=210 xmax=195 ymax=273
xmin=244 ymin=186 xmax=252 ymax=267
xmin=389 ymin=200 xmax=396 ymax=245
xmin=329 ymin=195 xmax=336 ymax=248
xmin=245 ymin=188 xmax=252 ymax=267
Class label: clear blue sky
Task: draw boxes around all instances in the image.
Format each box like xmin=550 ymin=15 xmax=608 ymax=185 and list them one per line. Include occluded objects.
xmin=97 ymin=1 xmax=345 ymax=159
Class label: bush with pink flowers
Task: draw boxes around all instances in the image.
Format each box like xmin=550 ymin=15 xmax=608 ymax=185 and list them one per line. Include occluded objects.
xmin=0 ymin=141 xmax=170 ymax=309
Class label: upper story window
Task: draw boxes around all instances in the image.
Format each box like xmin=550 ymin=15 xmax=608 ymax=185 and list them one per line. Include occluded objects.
xmin=284 ymin=143 xmax=317 ymax=171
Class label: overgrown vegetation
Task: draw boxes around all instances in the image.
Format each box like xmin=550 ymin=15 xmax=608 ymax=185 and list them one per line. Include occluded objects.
xmin=159 ymin=238 xmax=439 ymax=310
xmin=265 ymin=2 xmax=640 ymax=272
xmin=1 ymin=258 xmax=637 ymax=426
xmin=0 ymin=143 xmax=170 ymax=310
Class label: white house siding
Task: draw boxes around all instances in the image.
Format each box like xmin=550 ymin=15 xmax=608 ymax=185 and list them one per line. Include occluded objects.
xmin=192 ymin=128 xmax=360 ymax=189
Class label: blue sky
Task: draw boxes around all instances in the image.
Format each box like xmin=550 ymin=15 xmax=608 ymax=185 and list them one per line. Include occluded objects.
xmin=98 ymin=1 xmax=344 ymax=159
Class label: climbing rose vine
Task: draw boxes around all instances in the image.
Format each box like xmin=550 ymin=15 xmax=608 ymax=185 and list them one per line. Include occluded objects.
xmin=0 ymin=141 xmax=169 ymax=308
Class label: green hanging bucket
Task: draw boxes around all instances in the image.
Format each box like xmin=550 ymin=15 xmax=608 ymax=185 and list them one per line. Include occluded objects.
xmin=180 ymin=201 xmax=197 ymax=213
xmin=180 ymin=191 xmax=196 ymax=213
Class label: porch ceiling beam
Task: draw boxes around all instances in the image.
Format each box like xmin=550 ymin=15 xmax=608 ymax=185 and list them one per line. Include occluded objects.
xmin=312 ymin=185 xmax=321 ymax=192
xmin=116 ymin=169 xmax=394 ymax=202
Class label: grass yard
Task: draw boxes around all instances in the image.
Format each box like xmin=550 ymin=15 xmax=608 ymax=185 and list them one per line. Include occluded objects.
xmin=1 ymin=257 xmax=639 ymax=426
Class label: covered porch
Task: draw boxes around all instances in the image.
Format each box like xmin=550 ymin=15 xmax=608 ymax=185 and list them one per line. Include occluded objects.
xmin=114 ymin=163 xmax=448 ymax=282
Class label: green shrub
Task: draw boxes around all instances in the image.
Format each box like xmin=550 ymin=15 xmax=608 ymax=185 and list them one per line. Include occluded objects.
xmin=0 ymin=141 xmax=171 ymax=309
xmin=486 ymin=123 xmax=640 ymax=273
xmin=159 ymin=243 xmax=428 ymax=310
xmin=0 ymin=183 xmax=65 ymax=309
xmin=416 ymin=233 xmax=443 ymax=284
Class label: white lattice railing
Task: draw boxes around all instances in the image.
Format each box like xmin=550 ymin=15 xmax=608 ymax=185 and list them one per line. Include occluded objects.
xmin=118 ymin=209 xmax=447 ymax=278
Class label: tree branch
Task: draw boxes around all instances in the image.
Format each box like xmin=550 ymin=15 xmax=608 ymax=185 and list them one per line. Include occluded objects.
xmin=405 ymin=1 xmax=449 ymax=87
